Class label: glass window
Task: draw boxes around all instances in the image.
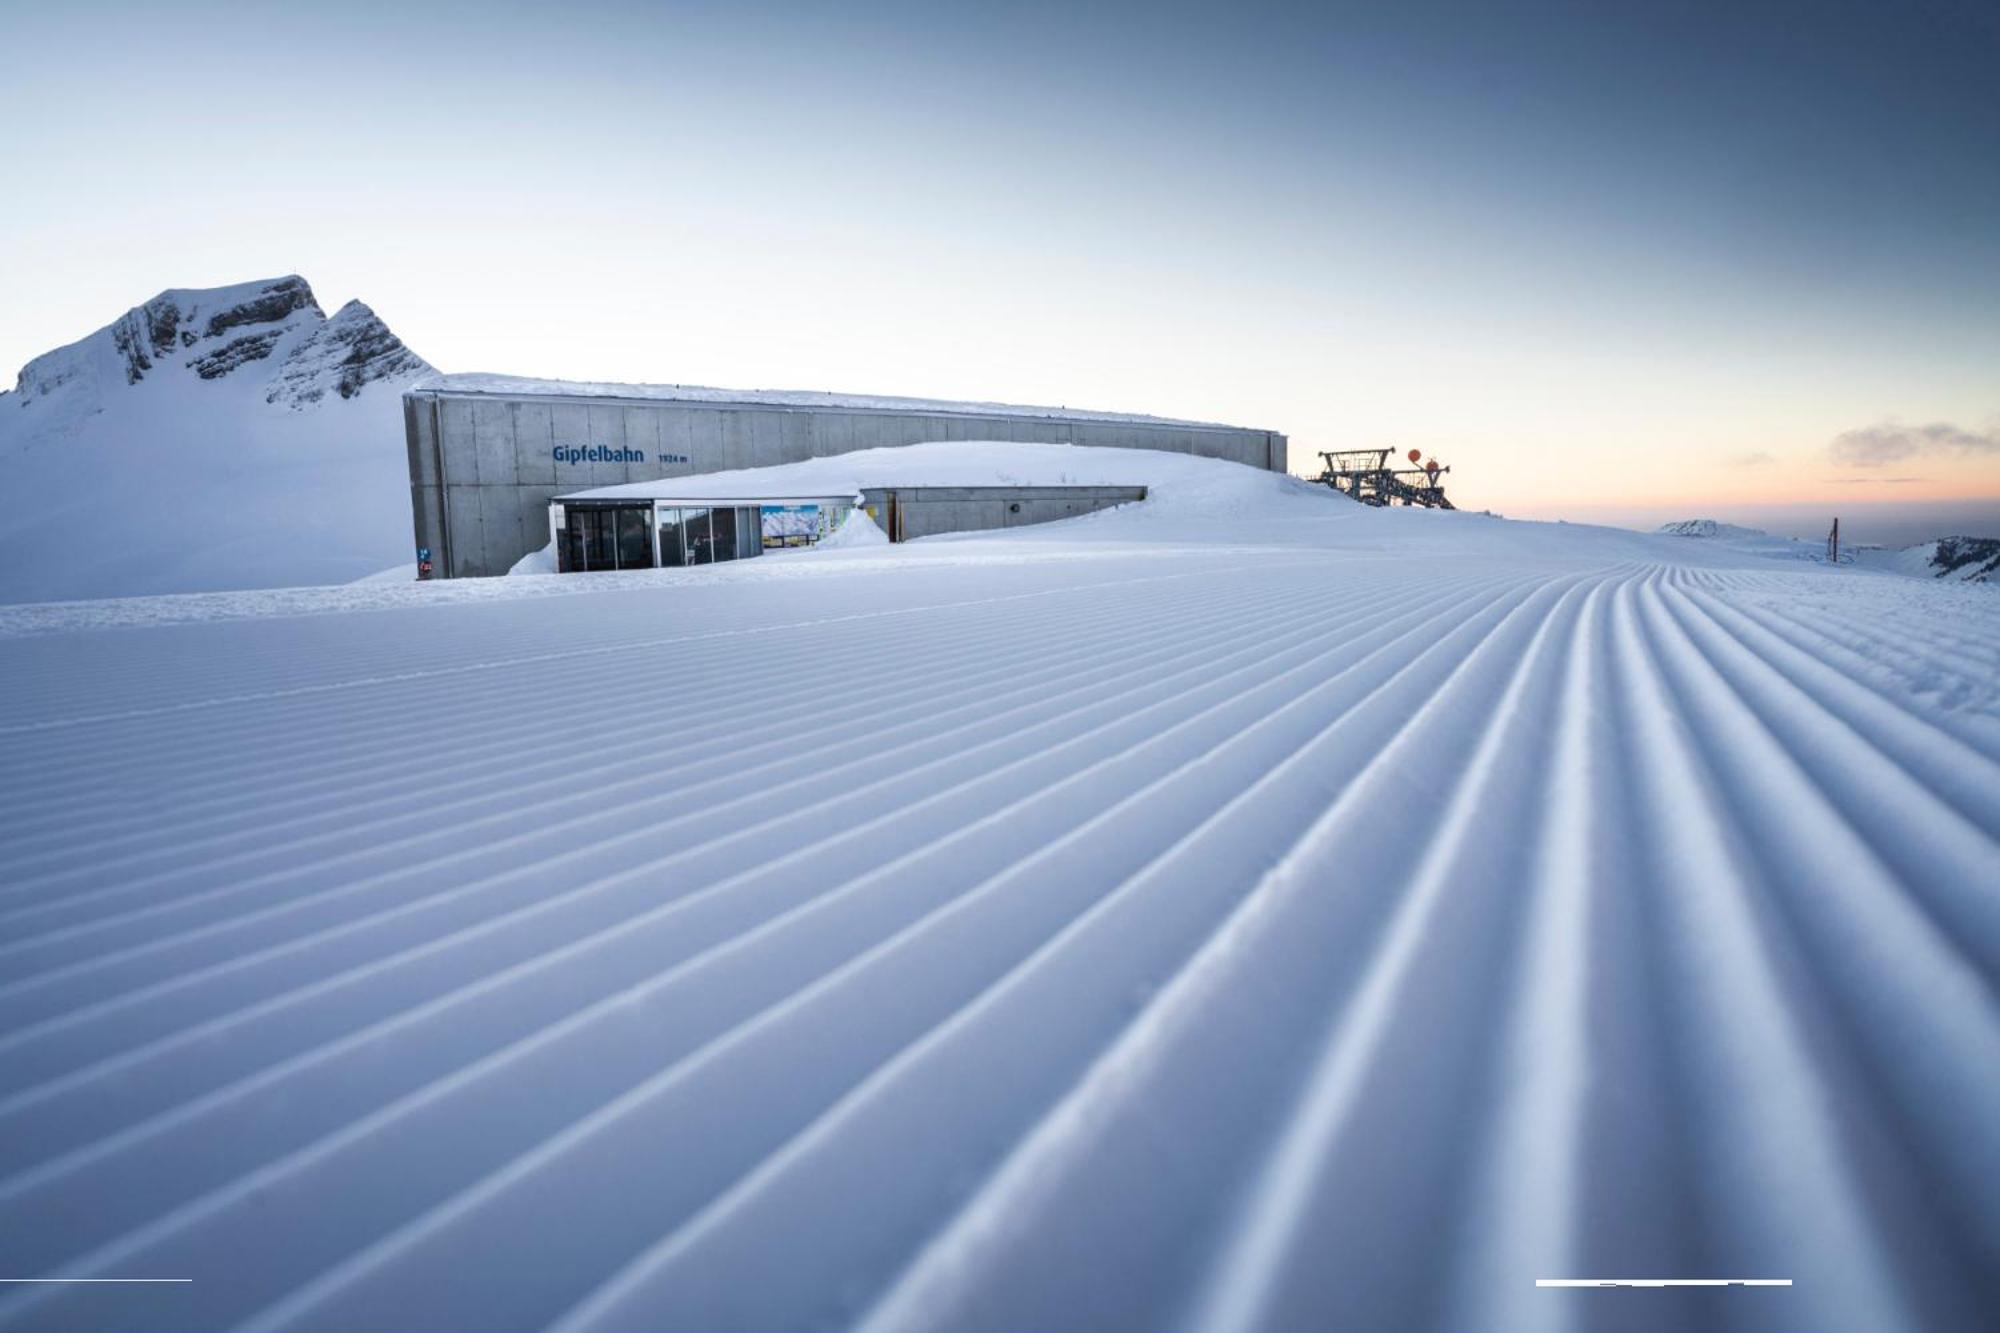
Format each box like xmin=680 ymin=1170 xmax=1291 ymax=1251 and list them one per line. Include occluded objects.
xmin=558 ymin=512 xmax=584 ymax=572
xmin=738 ymin=507 xmax=762 ymax=558
xmin=616 ymin=507 xmax=653 ymax=569
xmin=711 ymin=507 xmax=738 ymax=563
xmin=657 ymin=508 xmax=686 ymax=566
xmin=584 ymin=508 xmax=615 ymax=571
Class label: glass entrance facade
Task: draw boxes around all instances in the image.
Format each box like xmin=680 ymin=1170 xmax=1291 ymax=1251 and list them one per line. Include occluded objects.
xmin=557 ymin=504 xmax=657 ymax=573
xmin=657 ymin=505 xmax=761 ymax=564
xmin=556 ymin=502 xmax=765 ymax=572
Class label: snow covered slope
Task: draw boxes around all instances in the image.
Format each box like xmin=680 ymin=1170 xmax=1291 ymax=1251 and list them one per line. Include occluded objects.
xmin=0 ymin=464 xmax=1995 ymax=1332
xmin=1862 ymin=535 xmax=2000 ymax=584
xmin=0 ymin=277 xmax=429 ymax=605
xmin=1660 ymin=517 xmax=2000 ymax=582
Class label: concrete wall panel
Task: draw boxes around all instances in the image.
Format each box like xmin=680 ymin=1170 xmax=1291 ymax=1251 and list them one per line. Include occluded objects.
xmin=858 ymin=485 xmax=1144 ymax=544
xmin=584 ymin=405 xmax=630 ymax=485
xmin=656 ymin=408 xmax=693 ymax=472
xmin=778 ymin=411 xmax=812 ymax=465
xmin=811 ymin=412 xmax=854 ymax=458
xmin=445 ymin=482 xmax=486 ymax=579
xmin=471 ymin=399 xmax=514 ymax=486
xmin=440 ymin=400 xmax=478 ymax=483
xmin=683 ymin=408 xmax=724 ymax=472
xmin=405 ymin=396 xmax=438 ymax=487
xmin=744 ymin=412 xmax=790 ymax=468
xmin=718 ymin=410 xmax=754 ymax=472
xmin=548 ymin=403 xmax=591 ymax=490
xmin=511 ymin=402 xmax=557 ymax=485
xmin=621 ymin=407 xmax=662 ymax=483
xmin=409 ymin=485 xmax=443 ymax=559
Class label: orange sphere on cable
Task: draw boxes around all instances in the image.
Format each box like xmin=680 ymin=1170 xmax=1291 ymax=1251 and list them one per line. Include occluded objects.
xmin=1407 ymin=448 xmax=1422 ymax=464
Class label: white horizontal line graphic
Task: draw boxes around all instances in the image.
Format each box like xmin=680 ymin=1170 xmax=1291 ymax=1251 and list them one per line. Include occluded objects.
xmin=1528 ymin=1272 xmax=1800 ymax=1280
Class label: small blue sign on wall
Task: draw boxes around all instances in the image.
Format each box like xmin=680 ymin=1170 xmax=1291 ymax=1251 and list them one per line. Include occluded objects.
xmin=417 ymin=547 xmax=432 ymax=561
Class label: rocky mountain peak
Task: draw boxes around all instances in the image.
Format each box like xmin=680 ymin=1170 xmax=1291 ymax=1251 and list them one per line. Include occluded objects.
xmin=265 ymin=299 xmax=430 ymax=408
xmin=5 ymin=276 xmax=430 ymax=430
xmin=100 ymin=275 xmax=322 ymax=387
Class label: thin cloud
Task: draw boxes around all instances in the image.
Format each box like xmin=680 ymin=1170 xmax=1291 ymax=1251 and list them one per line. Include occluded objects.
xmin=1726 ymin=450 xmax=1777 ymax=468
xmin=1826 ymin=475 xmax=1926 ymax=485
xmin=1829 ymin=420 xmax=2000 ymax=467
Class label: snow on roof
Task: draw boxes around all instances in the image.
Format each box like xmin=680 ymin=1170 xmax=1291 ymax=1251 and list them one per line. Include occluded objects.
xmin=413 ymin=372 xmax=1266 ymax=433
xmin=557 ymin=440 xmax=1198 ymax=503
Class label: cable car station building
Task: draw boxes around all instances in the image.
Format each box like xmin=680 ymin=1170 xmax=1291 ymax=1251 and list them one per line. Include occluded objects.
xmin=404 ymin=374 xmax=1287 ymax=579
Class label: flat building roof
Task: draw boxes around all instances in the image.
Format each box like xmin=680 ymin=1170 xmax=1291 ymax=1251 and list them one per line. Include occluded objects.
xmin=411 ymin=373 xmax=1266 ymax=433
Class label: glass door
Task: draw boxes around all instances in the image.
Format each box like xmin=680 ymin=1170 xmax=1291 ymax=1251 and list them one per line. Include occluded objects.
xmin=615 ymin=507 xmax=653 ymax=569
xmin=657 ymin=508 xmax=687 ymax=566
xmin=684 ymin=507 xmax=714 ymax=565
xmin=710 ymin=507 xmax=738 ymax=562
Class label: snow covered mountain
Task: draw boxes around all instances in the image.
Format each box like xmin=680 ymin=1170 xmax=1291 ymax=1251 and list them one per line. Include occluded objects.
xmin=1655 ymin=518 xmax=1769 ymax=541
xmin=0 ymin=276 xmax=430 ymax=604
xmin=1659 ymin=518 xmax=2000 ymax=582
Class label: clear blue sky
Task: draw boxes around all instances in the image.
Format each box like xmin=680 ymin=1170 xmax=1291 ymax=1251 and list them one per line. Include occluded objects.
xmin=4 ymin=0 xmax=1996 ymax=533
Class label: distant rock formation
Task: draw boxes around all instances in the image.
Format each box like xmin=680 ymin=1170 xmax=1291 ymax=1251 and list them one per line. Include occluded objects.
xmin=1919 ymin=536 xmax=2000 ymax=582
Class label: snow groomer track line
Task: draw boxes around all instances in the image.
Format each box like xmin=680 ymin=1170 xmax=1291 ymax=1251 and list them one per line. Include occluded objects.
xmin=0 ymin=455 xmax=1995 ymax=1333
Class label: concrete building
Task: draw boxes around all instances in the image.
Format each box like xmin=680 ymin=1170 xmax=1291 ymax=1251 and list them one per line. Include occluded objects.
xmin=404 ymin=374 xmax=1285 ymax=579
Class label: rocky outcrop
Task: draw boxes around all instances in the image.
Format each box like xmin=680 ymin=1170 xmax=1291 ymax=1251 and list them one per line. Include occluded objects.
xmin=1929 ymin=536 xmax=2000 ymax=582
xmin=203 ymin=275 xmax=320 ymax=339
xmin=91 ymin=277 xmax=322 ymax=386
xmin=190 ymin=329 xmax=287 ymax=380
xmin=266 ymin=301 xmax=430 ymax=407
xmin=107 ymin=296 xmax=183 ymax=384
